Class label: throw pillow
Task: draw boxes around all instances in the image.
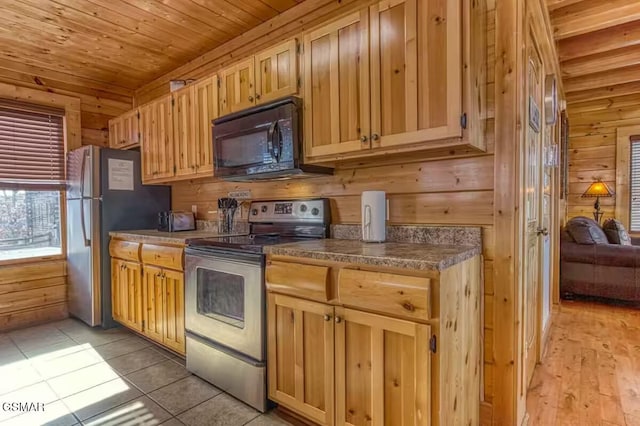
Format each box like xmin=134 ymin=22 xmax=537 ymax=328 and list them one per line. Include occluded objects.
xmin=566 ymin=216 xmax=609 ymax=245
xmin=602 ymin=218 xmax=632 ymax=246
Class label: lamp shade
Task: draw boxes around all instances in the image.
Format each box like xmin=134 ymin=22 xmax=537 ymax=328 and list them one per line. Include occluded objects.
xmin=581 ymin=180 xmax=614 ymax=198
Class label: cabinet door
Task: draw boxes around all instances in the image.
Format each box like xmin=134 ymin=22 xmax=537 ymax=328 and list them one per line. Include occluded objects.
xmin=193 ymin=77 xmax=218 ymax=177
xmin=334 ymin=307 xmax=431 ymax=426
xmin=267 ymin=293 xmax=334 ymax=425
xmin=163 ymin=269 xmax=185 ymax=355
xmin=370 ymin=0 xmax=462 ymax=148
xmin=122 ymin=109 xmax=141 ymax=148
xmin=142 ymin=265 xmax=165 ymax=344
xmin=255 ymin=39 xmax=298 ymax=104
xmin=303 ymin=10 xmax=370 ymax=160
xmin=122 ymin=261 xmax=143 ymax=332
xmin=108 ymin=117 xmax=123 ymax=149
xmin=111 ymin=259 xmax=124 ymax=323
xmin=173 ymin=86 xmax=197 ymax=178
xmin=219 ymin=57 xmax=256 ymax=115
xmin=140 ymin=96 xmax=174 ymax=183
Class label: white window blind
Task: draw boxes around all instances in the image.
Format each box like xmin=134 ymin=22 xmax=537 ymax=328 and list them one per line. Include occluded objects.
xmin=630 ymin=139 xmax=640 ymax=231
xmin=0 ymin=100 xmax=65 ymax=187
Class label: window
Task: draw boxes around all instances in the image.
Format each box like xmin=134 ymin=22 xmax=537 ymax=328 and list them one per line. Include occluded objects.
xmin=0 ymin=100 xmax=65 ymax=262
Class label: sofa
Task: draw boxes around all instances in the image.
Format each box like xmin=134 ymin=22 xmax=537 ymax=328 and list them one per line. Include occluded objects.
xmin=560 ymin=216 xmax=640 ymax=303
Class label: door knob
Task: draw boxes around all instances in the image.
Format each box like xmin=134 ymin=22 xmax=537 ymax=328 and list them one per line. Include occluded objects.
xmin=536 ymin=227 xmax=549 ymax=236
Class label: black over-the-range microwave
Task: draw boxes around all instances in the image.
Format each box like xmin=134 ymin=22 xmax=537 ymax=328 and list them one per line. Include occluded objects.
xmin=212 ymin=96 xmax=333 ymax=182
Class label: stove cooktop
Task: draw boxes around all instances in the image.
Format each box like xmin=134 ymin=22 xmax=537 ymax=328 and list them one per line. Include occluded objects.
xmin=188 ymin=233 xmax=315 ymax=254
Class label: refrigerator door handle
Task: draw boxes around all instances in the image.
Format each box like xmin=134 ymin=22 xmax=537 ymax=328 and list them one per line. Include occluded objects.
xmin=80 ymin=149 xmax=89 ymax=198
xmin=79 ymin=150 xmax=91 ymax=247
xmin=80 ymin=198 xmax=90 ymax=247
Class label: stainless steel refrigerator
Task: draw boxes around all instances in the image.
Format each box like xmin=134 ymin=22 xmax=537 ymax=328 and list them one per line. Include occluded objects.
xmin=66 ymin=146 xmax=170 ymax=328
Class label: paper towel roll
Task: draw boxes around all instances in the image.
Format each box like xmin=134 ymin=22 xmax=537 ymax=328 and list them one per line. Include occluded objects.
xmin=361 ymin=191 xmax=387 ymax=242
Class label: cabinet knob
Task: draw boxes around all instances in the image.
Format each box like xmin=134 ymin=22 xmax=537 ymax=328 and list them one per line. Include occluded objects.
xmin=255 ymin=94 xmax=261 ymax=100
xmin=360 ymin=135 xmax=368 ymax=143
xmin=323 ymin=314 xmax=331 ymax=322
xmin=334 ymin=316 xmax=342 ymax=324
xmin=249 ymin=96 xmax=254 ymax=102
xmin=371 ymin=133 xmax=380 ymax=141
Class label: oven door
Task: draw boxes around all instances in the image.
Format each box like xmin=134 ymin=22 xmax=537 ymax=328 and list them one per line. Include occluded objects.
xmin=185 ymin=249 xmax=264 ymax=361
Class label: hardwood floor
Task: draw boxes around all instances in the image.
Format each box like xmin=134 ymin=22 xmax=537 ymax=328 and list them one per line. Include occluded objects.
xmin=526 ymin=301 xmax=640 ymax=426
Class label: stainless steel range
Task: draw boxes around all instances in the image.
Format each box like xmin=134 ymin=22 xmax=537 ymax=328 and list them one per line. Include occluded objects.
xmin=184 ymin=198 xmax=330 ymax=412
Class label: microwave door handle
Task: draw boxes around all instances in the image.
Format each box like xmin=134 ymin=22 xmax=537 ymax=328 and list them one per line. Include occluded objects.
xmin=267 ymin=121 xmax=277 ymax=160
xmin=273 ymin=122 xmax=282 ymax=162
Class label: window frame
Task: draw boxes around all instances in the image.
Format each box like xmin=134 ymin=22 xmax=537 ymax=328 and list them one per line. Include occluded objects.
xmin=614 ymin=125 xmax=640 ymax=234
xmin=0 ymin=84 xmax=81 ymax=266
xmin=0 ymin=189 xmax=66 ymax=267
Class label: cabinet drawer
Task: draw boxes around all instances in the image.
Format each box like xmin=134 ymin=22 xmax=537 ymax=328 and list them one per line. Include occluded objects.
xmin=141 ymin=244 xmax=184 ymax=271
xmin=266 ymin=260 xmax=331 ymax=301
xmin=338 ymin=269 xmax=431 ymax=321
xmin=109 ymin=240 xmax=140 ymax=262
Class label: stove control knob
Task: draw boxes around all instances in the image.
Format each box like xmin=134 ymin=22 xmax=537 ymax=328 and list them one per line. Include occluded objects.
xmin=311 ymin=207 xmax=320 ymax=216
xmin=252 ymin=209 xmax=258 ymax=216
xmin=300 ymin=204 xmax=307 ymax=212
xmin=261 ymin=205 xmax=268 ymax=213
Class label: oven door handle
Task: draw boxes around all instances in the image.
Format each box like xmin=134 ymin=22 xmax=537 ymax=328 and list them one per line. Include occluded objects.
xmin=186 ymin=248 xmax=264 ymax=265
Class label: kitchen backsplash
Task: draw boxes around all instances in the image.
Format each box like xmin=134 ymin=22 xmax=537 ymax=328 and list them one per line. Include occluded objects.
xmin=331 ymin=224 xmax=482 ymax=247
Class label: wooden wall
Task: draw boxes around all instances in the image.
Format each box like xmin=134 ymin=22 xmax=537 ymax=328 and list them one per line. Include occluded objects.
xmin=164 ymin=1 xmax=498 ymax=421
xmin=565 ymin=93 xmax=640 ymax=220
xmin=0 ymin=72 xmax=131 ymax=147
xmin=0 ymin=260 xmax=67 ymax=332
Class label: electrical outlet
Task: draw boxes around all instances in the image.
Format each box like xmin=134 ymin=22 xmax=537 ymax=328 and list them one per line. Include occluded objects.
xmin=191 ymin=205 xmax=198 ymax=215
xmin=228 ymin=190 xmax=252 ymax=199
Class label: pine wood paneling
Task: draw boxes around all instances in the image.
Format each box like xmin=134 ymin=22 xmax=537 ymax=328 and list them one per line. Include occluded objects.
xmin=0 ymin=0 xmax=302 ymax=102
xmin=0 ymin=260 xmax=67 ymax=332
xmin=564 ymin=93 xmax=640 ymax=220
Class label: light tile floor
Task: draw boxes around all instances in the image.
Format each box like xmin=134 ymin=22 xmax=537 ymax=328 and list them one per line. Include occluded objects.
xmin=0 ymin=318 xmax=293 ymax=426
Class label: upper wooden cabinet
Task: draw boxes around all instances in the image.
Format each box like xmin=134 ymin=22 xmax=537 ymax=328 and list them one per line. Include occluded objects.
xmin=193 ymin=77 xmax=217 ymax=176
xmin=139 ymin=76 xmax=218 ymax=184
xmin=140 ymin=95 xmax=174 ymax=183
xmin=255 ymin=39 xmax=299 ymax=104
xmin=303 ymin=0 xmax=486 ymax=163
xmin=108 ymin=109 xmax=140 ymax=149
xmin=219 ymin=57 xmax=256 ymax=116
xmin=303 ymin=10 xmax=371 ymax=159
xmin=218 ymin=39 xmax=299 ymax=116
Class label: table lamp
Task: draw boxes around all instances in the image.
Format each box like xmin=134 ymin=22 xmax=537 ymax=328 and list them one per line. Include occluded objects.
xmin=581 ymin=179 xmax=614 ymax=223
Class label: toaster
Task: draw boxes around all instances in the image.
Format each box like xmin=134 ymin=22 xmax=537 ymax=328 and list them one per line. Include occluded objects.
xmin=158 ymin=211 xmax=196 ymax=232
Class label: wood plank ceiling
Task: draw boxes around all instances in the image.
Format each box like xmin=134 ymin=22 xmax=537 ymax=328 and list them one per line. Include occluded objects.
xmin=0 ymin=0 xmax=303 ymax=102
xmin=548 ymin=0 xmax=640 ymax=103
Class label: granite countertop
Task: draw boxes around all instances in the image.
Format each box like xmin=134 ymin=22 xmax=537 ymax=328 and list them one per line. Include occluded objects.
xmin=109 ymin=229 xmax=246 ymax=245
xmin=264 ymin=239 xmax=481 ymax=271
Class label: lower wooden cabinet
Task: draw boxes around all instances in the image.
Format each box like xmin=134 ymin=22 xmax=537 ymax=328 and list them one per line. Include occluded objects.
xmin=142 ymin=265 xmax=186 ymax=354
xmin=162 ymin=268 xmax=186 ymax=354
xmin=267 ymin=293 xmax=431 ymax=426
xmin=110 ymin=238 xmax=185 ymax=356
xmin=142 ymin=265 xmax=165 ymax=344
xmin=334 ymin=307 xmax=430 ymax=426
xmin=111 ymin=259 xmax=143 ymax=332
xmin=267 ymin=255 xmax=481 ymax=426
xmin=267 ymin=293 xmax=335 ymax=425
